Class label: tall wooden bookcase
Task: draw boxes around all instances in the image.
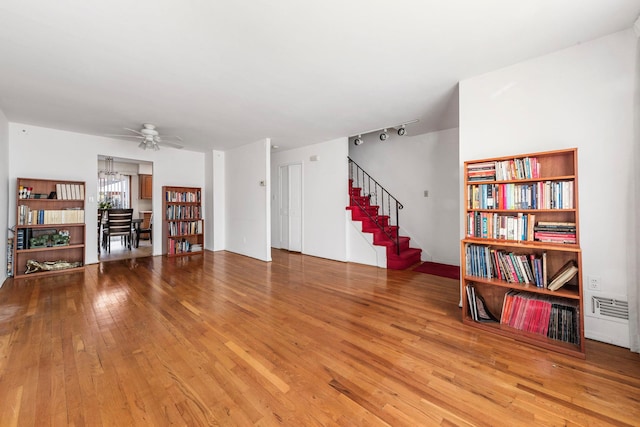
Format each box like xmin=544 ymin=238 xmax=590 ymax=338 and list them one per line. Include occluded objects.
xmin=162 ymin=186 xmax=204 ymax=257
xmin=13 ymin=177 xmax=86 ymax=278
xmin=461 ymin=148 xmax=584 ymax=358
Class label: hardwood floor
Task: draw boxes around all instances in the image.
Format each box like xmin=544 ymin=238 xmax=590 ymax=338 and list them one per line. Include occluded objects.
xmin=1 ymin=250 xmax=639 ymax=426
xmin=98 ymin=237 xmax=153 ymax=262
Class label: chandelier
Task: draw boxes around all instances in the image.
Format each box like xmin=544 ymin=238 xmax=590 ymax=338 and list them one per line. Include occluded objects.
xmin=98 ymin=157 xmax=122 ymax=181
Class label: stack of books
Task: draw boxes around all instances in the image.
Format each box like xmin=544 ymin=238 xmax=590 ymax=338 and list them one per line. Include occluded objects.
xmin=534 ymin=221 xmax=577 ymax=244
xmin=467 ymin=162 xmax=496 ymax=182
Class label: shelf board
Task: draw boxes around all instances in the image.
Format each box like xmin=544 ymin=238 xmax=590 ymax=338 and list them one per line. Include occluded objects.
xmin=462 ymin=238 xmax=580 ymax=252
xmin=167 ymin=250 xmax=203 ymax=258
xmin=466 ymin=208 xmax=576 ymax=213
xmin=463 ymin=275 xmax=580 ymax=299
xmin=462 ymin=317 xmax=585 ymax=358
xmin=14 ymin=266 xmax=84 ymax=279
xmin=16 ymin=223 xmax=85 ymax=229
xmin=467 ymin=174 xmax=576 ymax=184
xmin=16 ymin=244 xmax=85 ymax=254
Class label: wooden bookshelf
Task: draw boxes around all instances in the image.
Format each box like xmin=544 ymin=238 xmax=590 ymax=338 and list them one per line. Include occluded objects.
xmin=13 ymin=177 xmax=86 ymax=278
xmin=162 ymin=186 xmax=204 ymax=257
xmin=461 ymin=148 xmax=584 ymax=358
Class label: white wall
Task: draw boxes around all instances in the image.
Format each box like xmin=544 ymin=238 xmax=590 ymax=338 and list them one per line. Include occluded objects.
xmin=0 ymin=110 xmax=8 ymax=285
xmin=271 ymin=137 xmax=349 ymax=262
xmin=8 ymin=123 xmax=205 ymax=265
xmin=226 ymin=139 xmax=271 ymax=262
xmin=348 ymin=128 xmax=460 ymax=265
xmin=459 ymin=29 xmax=637 ymax=348
xmin=211 ymin=150 xmax=226 ymax=251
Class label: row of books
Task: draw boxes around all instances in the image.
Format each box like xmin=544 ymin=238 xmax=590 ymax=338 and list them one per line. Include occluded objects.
xmin=465 ymin=244 xmax=579 ymax=291
xmin=467 ymin=180 xmax=574 ymax=210
xmin=167 ymin=238 xmax=201 ymax=254
xmin=165 ymin=190 xmax=201 ymax=203
xmin=167 ymin=220 xmax=203 ymax=237
xmin=56 ymin=183 xmax=85 ymax=200
xmin=465 ymin=243 xmax=548 ymax=287
xmin=466 ymin=212 xmax=536 ymax=241
xmin=18 ymin=206 xmax=85 ymax=225
xmin=467 ymin=157 xmax=541 ymax=182
xmin=467 ymin=161 xmax=497 ymax=182
xmin=501 ymin=291 xmax=580 ymax=344
xmin=165 ymin=205 xmax=201 ymax=220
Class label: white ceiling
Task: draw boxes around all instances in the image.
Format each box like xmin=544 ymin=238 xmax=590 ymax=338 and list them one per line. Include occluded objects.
xmin=1 ymin=1 xmax=639 ymax=152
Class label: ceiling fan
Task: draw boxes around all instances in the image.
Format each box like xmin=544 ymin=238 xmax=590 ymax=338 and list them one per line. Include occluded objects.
xmin=107 ymin=123 xmax=184 ymax=150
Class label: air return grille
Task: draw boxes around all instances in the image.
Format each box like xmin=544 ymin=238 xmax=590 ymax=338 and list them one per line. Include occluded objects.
xmin=591 ymin=296 xmax=629 ymax=321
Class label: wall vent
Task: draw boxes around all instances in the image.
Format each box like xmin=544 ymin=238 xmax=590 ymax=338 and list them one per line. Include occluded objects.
xmin=591 ymin=296 xmax=629 ymax=322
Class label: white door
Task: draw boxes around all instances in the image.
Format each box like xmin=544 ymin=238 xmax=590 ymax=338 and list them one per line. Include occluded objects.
xmin=288 ymin=164 xmax=302 ymax=252
xmin=278 ymin=163 xmax=302 ymax=252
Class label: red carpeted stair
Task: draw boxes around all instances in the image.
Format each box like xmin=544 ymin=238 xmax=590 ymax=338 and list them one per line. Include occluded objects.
xmin=347 ymin=180 xmax=422 ymax=270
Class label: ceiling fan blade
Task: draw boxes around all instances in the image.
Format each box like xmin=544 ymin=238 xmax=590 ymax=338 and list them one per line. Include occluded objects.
xmin=160 ymin=141 xmax=184 ymax=149
xmin=105 ymin=134 xmax=143 ymax=139
xmin=124 ymin=127 xmax=144 ymax=136
xmin=158 ymin=135 xmax=183 ymax=142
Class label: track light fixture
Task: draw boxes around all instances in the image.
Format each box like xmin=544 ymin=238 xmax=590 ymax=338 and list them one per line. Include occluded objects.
xmin=350 ymin=119 xmax=418 ymax=147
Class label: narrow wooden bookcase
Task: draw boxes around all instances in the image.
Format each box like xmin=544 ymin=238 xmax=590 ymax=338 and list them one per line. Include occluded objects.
xmin=162 ymin=186 xmax=204 ymax=257
xmin=13 ymin=177 xmax=86 ymax=278
xmin=461 ymin=148 xmax=584 ymax=358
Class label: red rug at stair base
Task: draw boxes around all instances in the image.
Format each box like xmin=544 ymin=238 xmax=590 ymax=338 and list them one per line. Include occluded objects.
xmin=413 ymin=262 xmax=460 ymax=280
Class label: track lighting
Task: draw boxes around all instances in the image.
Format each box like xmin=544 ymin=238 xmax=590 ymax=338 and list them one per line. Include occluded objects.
xmin=350 ymin=119 xmax=418 ymax=147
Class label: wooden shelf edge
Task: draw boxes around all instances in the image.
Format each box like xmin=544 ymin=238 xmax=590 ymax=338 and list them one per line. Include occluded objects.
xmin=466 ymin=174 xmax=576 ymax=185
xmin=462 ymin=317 xmax=585 ymax=358
xmin=13 ymin=266 xmax=85 ymax=279
xmin=166 ymin=250 xmax=204 ymax=258
xmin=16 ymin=244 xmax=85 ymax=254
xmin=462 ymin=238 xmax=580 ymax=252
xmin=16 ymin=223 xmax=85 ymax=228
xmin=463 ymin=275 xmax=581 ymax=299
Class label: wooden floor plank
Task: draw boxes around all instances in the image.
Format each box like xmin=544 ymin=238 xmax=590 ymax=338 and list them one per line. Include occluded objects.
xmin=0 ymin=249 xmax=639 ymax=426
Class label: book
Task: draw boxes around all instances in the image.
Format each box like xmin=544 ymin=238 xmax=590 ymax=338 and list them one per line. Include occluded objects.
xmin=547 ymin=260 xmax=578 ymax=291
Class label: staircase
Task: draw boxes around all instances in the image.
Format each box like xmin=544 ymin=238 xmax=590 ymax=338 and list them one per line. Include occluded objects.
xmin=347 ymin=159 xmax=422 ymax=270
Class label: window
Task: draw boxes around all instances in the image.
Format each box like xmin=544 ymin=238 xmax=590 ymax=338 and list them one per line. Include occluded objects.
xmin=98 ymin=176 xmax=131 ymax=208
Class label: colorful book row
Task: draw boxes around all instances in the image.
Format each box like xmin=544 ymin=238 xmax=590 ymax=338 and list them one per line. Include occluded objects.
xmin=501 ymin=291 xmax=579 ymax=344
xmin=468 ymin=180 xmax=574 ymax=210
xmin=18 ymin=206 xmax=85 ymax=225
xmin=167 ymin=220 xmax=203 ymax=237
xmin=165 ymin=191 xmax=201 ymax=203
xmin=466 ymin=212 xmax=535 ymax=241
xmin=464 ymin=243 xmax=549 ymax=288
xmin=165 ymin=205 xmax=201 ymax=220
xmin=467 ymin=157 xmax=541 ymax=182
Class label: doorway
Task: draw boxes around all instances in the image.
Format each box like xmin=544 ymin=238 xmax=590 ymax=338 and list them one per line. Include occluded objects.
xmin=277 ymin=163 xmax=302 ymax=252
xmin=97 ymin=155 xmax=154 ymax=261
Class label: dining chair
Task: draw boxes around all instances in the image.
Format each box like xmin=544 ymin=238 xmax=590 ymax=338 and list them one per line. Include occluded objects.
xmin=103 ymin=208 xmax=133 ymax=252
xmin=137 ymin=213 xmax=152 ymax=247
